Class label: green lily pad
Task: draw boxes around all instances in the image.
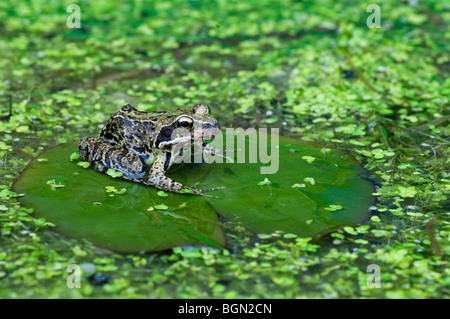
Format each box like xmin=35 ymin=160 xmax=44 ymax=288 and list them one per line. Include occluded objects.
xmin=170 ymin=130 xmax=376 ymax=238
xmin=14 ymin=132 xmax=375 ymax=252
xmin=13 ymin=142 xmax=226 ymax=252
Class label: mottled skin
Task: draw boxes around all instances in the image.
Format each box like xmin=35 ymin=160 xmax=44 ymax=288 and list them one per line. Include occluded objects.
xmin=78 ymin=103 xmax=225 ymax=197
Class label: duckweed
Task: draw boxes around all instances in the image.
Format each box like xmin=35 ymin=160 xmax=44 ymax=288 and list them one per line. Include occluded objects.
xmin=0 ymin=0 xmax=448 ymax=299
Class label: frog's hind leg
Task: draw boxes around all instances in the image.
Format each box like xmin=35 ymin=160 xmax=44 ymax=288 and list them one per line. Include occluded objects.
xmin=78 ymin=137 xmax=145 ymax=180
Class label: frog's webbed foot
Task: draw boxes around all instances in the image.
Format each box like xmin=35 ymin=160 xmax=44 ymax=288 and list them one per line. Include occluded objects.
xmin=187 ymin=183 xmax=225 ymax=198
xmin=146 ymin=154 xmax=224 ymax=198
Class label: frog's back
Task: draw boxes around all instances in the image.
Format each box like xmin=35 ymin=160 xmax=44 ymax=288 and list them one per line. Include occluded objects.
xmin=116 ymin=104 xmax=183 ymax=120
xmin=100 ymin=105 xmax=154 ymax=148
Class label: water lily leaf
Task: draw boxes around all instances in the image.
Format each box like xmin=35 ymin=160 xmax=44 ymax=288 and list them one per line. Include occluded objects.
xmin=169 ymin=131 xmax=375 ymax=239
xmin=14 ymin=132 xmax=375 ymax=252
xmin=13 ymin=143 xmax=225 ymax=252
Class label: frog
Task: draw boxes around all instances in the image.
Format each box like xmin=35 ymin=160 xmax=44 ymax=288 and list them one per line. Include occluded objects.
xmin=78 ymin=103 xmax=227 ymax=197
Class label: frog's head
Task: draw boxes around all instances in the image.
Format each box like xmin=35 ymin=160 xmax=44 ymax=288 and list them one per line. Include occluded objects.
xmin=155 ymin=103 xmax=220 ymax=150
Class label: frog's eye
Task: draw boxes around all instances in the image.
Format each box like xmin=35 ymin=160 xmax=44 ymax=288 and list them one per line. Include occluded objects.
xmin=176 ymin=116 xmax=194 ymax=130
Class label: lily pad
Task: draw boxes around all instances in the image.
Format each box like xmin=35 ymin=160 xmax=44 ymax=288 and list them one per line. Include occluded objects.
xmin=171 ymin=131 xmax=375 ymax=238
xmin=14 ymin=132 xmax=375 ymax=252
xmin=13 ymin=142 xmax=226 ymax=252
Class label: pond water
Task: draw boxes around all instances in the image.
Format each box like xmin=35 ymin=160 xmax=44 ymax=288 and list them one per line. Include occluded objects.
xmin=0 ymin=0 xmax=448 ymax=299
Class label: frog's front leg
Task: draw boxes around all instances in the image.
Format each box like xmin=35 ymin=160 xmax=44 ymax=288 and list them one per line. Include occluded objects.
xmin=78 ymin=137 xmax=145 ymax=180
xmin=144 ymin=153 xmax=224 ymax=198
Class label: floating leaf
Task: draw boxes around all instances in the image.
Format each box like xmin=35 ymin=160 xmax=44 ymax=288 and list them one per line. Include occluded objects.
xmin=14 ymin=143 xmax=225 ymax=252
xmin=14 ymin=132 xmax=375 ymax=252
xmin=343 ymin=226 xmax=358 ymax=235
xmin=77 ymin=161 xmax=90 ymax=168
xmin=170 ymin=131 xmax=375 ymax=239
xmin=301 ymin=156 xmax=316 ymax=163
xmin=69 ymin=152 xmax=80 ymax=161
xmin=106 ymin=168 xmax=123 ymax=178
xmin=256 ymin=178 xmax=272 ymax=186
xmin=157 ymin=191 xmax=169 ymax=197
xmin=324 ymin=204 xmax=344 ymax=211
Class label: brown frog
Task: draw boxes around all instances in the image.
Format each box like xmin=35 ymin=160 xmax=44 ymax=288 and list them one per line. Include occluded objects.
xmin=78 ymin=103 xmax=226 ymax=197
